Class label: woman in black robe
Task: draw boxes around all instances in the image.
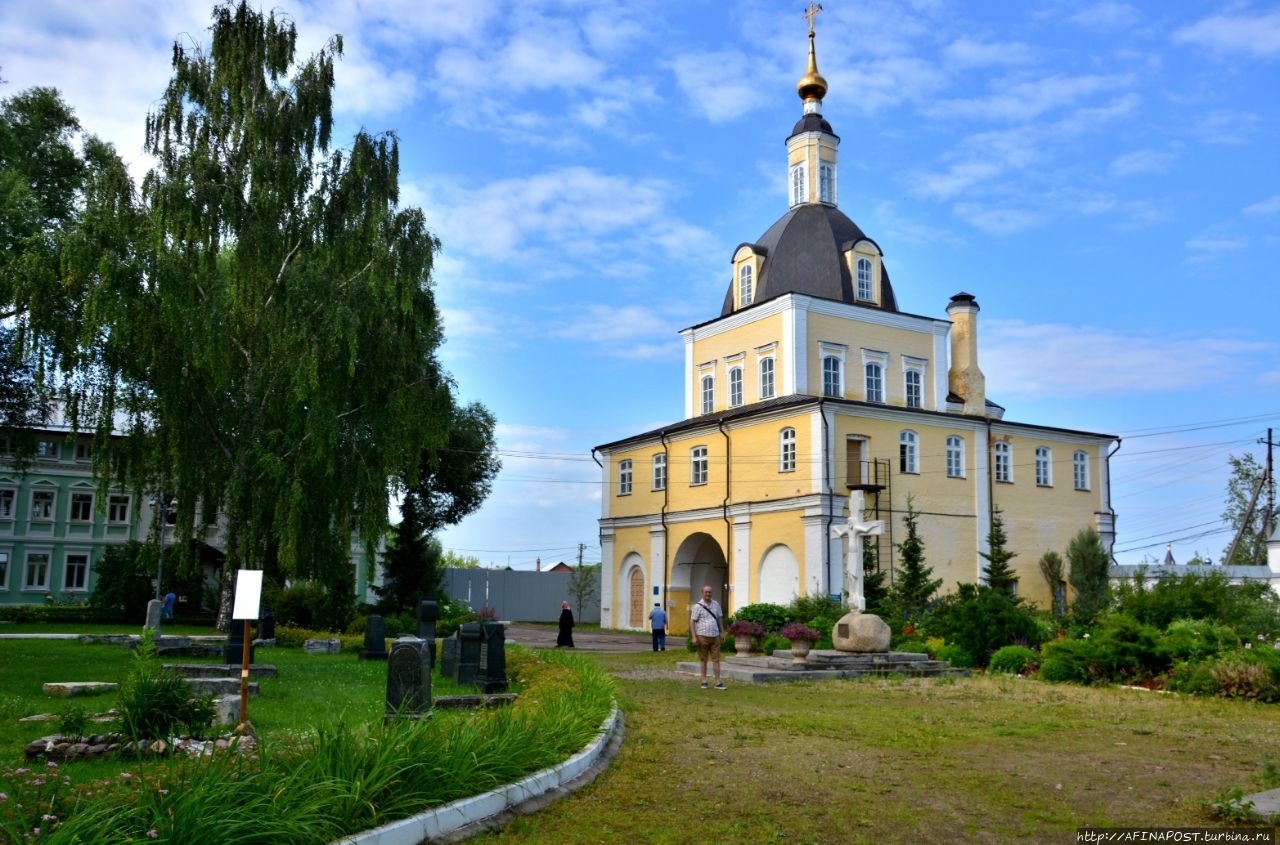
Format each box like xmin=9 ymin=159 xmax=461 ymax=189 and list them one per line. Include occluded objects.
xmin=557 ymin=601 xmax=575 ymax=647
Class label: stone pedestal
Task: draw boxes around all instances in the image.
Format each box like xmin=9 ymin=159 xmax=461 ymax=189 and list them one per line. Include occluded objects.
xmin=831 ymin=612 xmax=891 ymax=653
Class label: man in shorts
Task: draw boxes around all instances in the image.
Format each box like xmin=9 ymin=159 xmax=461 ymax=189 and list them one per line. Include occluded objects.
xmin=689 ymin=585 xmax=726 ymax=689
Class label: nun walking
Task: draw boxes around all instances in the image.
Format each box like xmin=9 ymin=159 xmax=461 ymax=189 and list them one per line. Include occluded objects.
xmin=557 ymin=600 xmax=575 ymax=648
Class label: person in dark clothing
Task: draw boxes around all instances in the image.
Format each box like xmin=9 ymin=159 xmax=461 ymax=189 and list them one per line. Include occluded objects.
xmin=557 ymin=601 xmax=575 ymax=647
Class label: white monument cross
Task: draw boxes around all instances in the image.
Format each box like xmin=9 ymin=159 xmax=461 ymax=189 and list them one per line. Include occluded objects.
xmin=831 ymin=490 xmax=884 ymax=613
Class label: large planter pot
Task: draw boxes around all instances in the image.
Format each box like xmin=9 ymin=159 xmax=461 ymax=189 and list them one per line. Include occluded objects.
xmin=734 ymin=637 xmax=753 ymax=657
xmin=788 ymin=639 xmax=812 ymax=663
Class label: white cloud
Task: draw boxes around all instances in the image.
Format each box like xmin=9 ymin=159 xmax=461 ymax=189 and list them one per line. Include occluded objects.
xmin=951 ymin=203 xmax=1042 ymax=235
xmin=1194 ymin=110 xmax=1260 ymax=145
xmin=1173 ymin=8 xmax=1280 ymax=59
xmin=1110 ymin=148 xmax=1176 ymax=176
xmin=1244 ymin=195 xmax=1280 ymax=215
xmin=1186 ymin=236 xmax=1248 ymax=252
xmin=1066 ymin=2 xmax=1142 ymax=31
xmin=942 ymin=37 xmax=1034 ymax=69
xmin=669 ymin=50 xmax=768 ymax=123
xmin=983 ymin=320 xmax=1277 ymax=399
xmin=927 ymin=73 xmax=1133 ymax=123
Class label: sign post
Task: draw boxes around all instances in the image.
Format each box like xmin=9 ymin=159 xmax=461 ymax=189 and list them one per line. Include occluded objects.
xmin=230 ymin=570 xmax=263 ymax=726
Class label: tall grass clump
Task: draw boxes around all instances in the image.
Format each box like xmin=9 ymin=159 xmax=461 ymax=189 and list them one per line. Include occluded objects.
xmin=26 ymin=646 xmax=614 ymax=842
xmin=115 ymin=636 xmax=216 ymax=741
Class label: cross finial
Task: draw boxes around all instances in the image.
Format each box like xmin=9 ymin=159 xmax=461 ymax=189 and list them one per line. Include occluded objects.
xmin=804 ymin=2 xmax=823 ymax=34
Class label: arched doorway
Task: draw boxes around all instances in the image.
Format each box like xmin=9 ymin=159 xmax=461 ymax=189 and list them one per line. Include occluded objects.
xmin=618 ymin=552 xmax=645 ymax=631
xmin=758 ymin=543 xmax=800 ymax=605
xmin=671 ymin=532 xmax=728 ymax=629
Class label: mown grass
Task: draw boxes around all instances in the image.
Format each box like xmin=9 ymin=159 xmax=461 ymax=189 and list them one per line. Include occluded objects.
xmin=0 ymin=638 xmax=614 ymax=843
xmin=475 ymin=650 xmax=1280 ymax=845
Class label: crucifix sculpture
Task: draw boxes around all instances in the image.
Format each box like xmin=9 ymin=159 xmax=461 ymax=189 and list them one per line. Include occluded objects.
xmin=831 ymin=490 xmax=884 ymax=613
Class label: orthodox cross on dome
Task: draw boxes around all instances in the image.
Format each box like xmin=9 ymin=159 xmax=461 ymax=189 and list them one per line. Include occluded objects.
xmin=804 ymin=2 xmax=823 ymax=34
xmin=831 ymin=490 xmax=883 ymax=613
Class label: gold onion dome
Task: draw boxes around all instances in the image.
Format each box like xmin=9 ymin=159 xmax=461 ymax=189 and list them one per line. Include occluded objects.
xmin=796 ymin=31 xmax=828 ymax=102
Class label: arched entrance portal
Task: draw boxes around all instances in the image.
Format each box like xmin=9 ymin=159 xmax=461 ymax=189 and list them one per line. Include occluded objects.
xmin=670 ymin=532 xmax=728 ymax=631
xmin=618 ymin=552 xmax=645 ymax=631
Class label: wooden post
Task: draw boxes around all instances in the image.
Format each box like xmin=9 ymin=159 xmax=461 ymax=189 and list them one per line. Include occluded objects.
xmin=239 ymin=618 xmax=251 ymax=724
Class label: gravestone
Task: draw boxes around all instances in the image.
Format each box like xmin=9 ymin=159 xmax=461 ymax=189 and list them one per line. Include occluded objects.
xmin=222 ymin=625 xmax=257 ymax=664
xmin=258 ymin=609 xmax=275 ymax=641
xmin=453 ymin=622 xmax=483 ymax=687
xmin=416 ymin=600 xmax=439 ymax=672
xmin=477 ymin=621 xmax=508 ymax=694
xmin=440 ymin=632 xmax=458 ymax=680
xmin=302 ymin=638 xmax=341 ymax=654
xmin=145 ymin=599 xmax=164 ymax=637
xmin=359 ymin=615 xmax=389 ymax=661
xmin=385 ymin=636 xmax=431 ymax=720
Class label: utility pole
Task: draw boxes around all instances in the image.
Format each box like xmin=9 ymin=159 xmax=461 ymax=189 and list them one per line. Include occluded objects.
xmin=577 ymin=543 xmax=585 ymax=567
xmin=1264 ymin=428 xmax=1277 ymax=545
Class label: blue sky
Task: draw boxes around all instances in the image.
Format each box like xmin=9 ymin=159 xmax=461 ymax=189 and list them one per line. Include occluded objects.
xmin=3 ymin=0 xmax=1278 ymax=570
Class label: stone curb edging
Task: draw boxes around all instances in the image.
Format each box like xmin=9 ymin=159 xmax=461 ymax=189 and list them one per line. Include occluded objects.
xmin=329 ymin=703 xmax=623 ymax=845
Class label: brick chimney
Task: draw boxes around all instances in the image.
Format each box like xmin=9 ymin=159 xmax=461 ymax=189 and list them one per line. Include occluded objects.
xmin=536 ymin=557 xmax=542 ymax=572
xmin=946 ymin=293 xmax=986 ymax=416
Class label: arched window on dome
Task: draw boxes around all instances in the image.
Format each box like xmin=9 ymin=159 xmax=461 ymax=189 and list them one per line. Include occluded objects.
xmin=738 ymin=264 xmax=753 ymax=307
xmin=856 ymin=257 xmax=873 ymax=301
xmin=819 ymin=161 xmax=836 ymax=204
xmin=790 ymin=163 xmax=807 ymax=206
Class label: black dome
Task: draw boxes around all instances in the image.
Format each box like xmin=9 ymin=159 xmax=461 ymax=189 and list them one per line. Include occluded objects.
xmin=721 ymin=204 xmax=899 ymax=316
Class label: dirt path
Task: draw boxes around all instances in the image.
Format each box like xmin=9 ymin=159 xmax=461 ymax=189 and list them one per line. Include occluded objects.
xmin=502 ymin=622 xmax=687 ymax=653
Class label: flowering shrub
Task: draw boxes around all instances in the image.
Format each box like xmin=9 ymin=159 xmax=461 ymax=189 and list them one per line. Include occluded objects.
xmin=0 ymin=761 xmax=74 ymax=841
xmin=780 ymin=622 xmax=821 ymax=642
xmin=726 ymin=620 xmax=764 ymax=638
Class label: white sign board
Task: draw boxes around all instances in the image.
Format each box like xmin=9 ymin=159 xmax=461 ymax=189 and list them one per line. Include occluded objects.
xmin=231 ymin=569 xmax=263 ymax=620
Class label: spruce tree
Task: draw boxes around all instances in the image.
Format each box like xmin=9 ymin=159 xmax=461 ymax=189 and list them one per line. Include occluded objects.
xmin=891 ymin=497 xmax=941 ymax=616
xmin=1067 ymin=527 xmax=1111 ymax=622
xmin=981 ymin=510 xmax=1018 ymax=596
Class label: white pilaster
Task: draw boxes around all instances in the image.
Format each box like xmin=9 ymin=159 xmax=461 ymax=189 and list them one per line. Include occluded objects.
xmin=599 ymin=529 xmax=615 ymax=627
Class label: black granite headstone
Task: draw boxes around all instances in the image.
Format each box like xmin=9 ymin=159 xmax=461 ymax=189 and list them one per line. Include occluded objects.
xmin=416 ymin=599 xmax=439 ymax=640
xmin=440 ymin=633 xmax=458 ymax=680
xmin=258 ymin=609 xmax=275 ymax=640
xmin=386 ymin=636 xmax=431 ymax=719
xmin=477 ymin=621 xmax=508 ymax=693
xmin=454 ymin=622 xmax=482 ymax=687
xmin=360 ymin=614 xmax=389 ymax=660
xmin=222 ymin=625 xmax=256 ymax=665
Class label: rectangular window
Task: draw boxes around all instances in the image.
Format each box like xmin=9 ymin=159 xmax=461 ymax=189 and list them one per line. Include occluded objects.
xmin=617 ymin=459 xmax=632 ymax=496
xmin=36 ymin=440 xmax=60 ymax=459
xmin=822 ymin=356 xmax=842 ymax=397
xmin=70 ymin=492 xmax=93 ymax=522
xmin=759 ymin=356 xmax=775 ymax=400
xmin=108 ymin=494 xmax=131 ymax=523
xmin=64 ymin=553 xmax=89 ymax=591
xmin=904 ymin=369 xmax=922 ymax=408
xmin=652 ymin=454 xmax=666 ymax=491
xmin=1035 ymin=446 xmax=1052 ymax=487
xmin=700 ymin=375 xmax=714 ymax=415
xmin=819 ymin=161 xmax=835 ymax=204
xmin=865 ymin=363 xmax=884 ymax=403
xmin=994 ymin=443 xmax=1012 ymax=483
xmin=24 ymin=552 xmax=49 ymax=590
xmin=946 ymin=436 xmax=965 ymax=478
xmin=1073 ymin=451 xmax=1090 ymax=491
xmin=0 ymin=489 xmax=14 ymax=518
xmin=728 ymin=367 xmax=743 ymax=407
xmin=75 ymin=442 xmax=92 ymax=461
xmin=690 ymin=446 xmax=708 ymax=486
xmin=779 ymin=428 xmax=796 ymax=472
xmin=0 ymin=550 xmax=8 ymax=589
xmin=31 ymin=490 xmax=55 ymax=521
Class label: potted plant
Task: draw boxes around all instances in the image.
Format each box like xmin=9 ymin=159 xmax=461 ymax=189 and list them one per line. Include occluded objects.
xmin=726 ymin=619 xmax=765 ymax=656
xmin=780 ymin=622 xmax=821 ymax=663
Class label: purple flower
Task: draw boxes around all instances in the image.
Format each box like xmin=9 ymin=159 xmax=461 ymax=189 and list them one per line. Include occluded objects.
xmin=148 ymin=830 xmax=159 ymax=839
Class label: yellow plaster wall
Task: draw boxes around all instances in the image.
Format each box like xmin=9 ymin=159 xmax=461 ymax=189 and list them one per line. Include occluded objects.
xmin=691 ymin=315 xmax=786 ymax=412
xmin=722 ymin=412 xmax=814 ymax=502
xmin=805 ymin=313 xmax=936 ymax=404
xmin=744 ymin=508 xmax=811 ymax=604
xmin=605 ymin=443 xmax=668 ymax=520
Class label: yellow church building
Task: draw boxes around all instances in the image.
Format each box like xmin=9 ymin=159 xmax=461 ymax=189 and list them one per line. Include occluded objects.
xmin=595 ymin=21 xmax=1118 ymax=634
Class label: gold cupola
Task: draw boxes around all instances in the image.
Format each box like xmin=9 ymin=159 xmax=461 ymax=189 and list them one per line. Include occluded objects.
xmin=796 ymin=22 xmax=828 ymax=111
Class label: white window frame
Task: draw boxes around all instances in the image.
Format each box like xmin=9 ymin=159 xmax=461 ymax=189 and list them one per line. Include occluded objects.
xmin=1035 ymin=446 xmax=1052 ymax=487
xmin=899 ymin=430 xmax=919 ymax=474
xmin=790 ymin=162 xmax=807 ymax=205
xmin=652 ymin=453 xmax=666 ymax=491
xmin=30 ymin=488 xmax=56 ymax=521
xmin=0 ymin=488 xmax=14 ymax=519
xmin=70 ymin=490 xmax=94 ymax=522
xmin=700 ymin=374 xmax=714 ymax=415
xmin=74 ymin=442 xmax=91 ymax=462
xmin=64 ymin=550 xmax=90 ymax=592
xmin=865 ymin=362 xmax=884 ymax=403
xmin=1073 ymin=450 xmax=1090 ymax=491
xmin=618 ymin=459 xmax=633 ymax=496
xmin=690 ymin=446 xmax=708 ymax=486
xmin=0 ymin=548 xmax=9 ymax=590
xmin=856 ymin=257 xmax=873 ymax=301
xmin=107 ymin=494 xmax=131 ymax=523
xmin=995 ymin=442 xmax=1012 ymax=483
xmin=946 ymin=435 xmax=965 ymax=478
xmin=728 ymin=366 xmax=744 ymax=408
xmin=903 ymin=358 xmax=925 ymax=409
xmin=738 ymin=264 xmax=753 ymax=307
xmin=779 ymin=428 xmax=796 ymax=473
xmin=819 ymin=160 xmax=836 ymax=204
xmin=758 ymin=355 xmax=776 ymax=400
xmin=24 ymin=550 xmax=50 ymax=591
xmin=822 ymin=357 xmax=842 ymax=397
xmin=36 ymin=439 xmax=60 ymax=460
